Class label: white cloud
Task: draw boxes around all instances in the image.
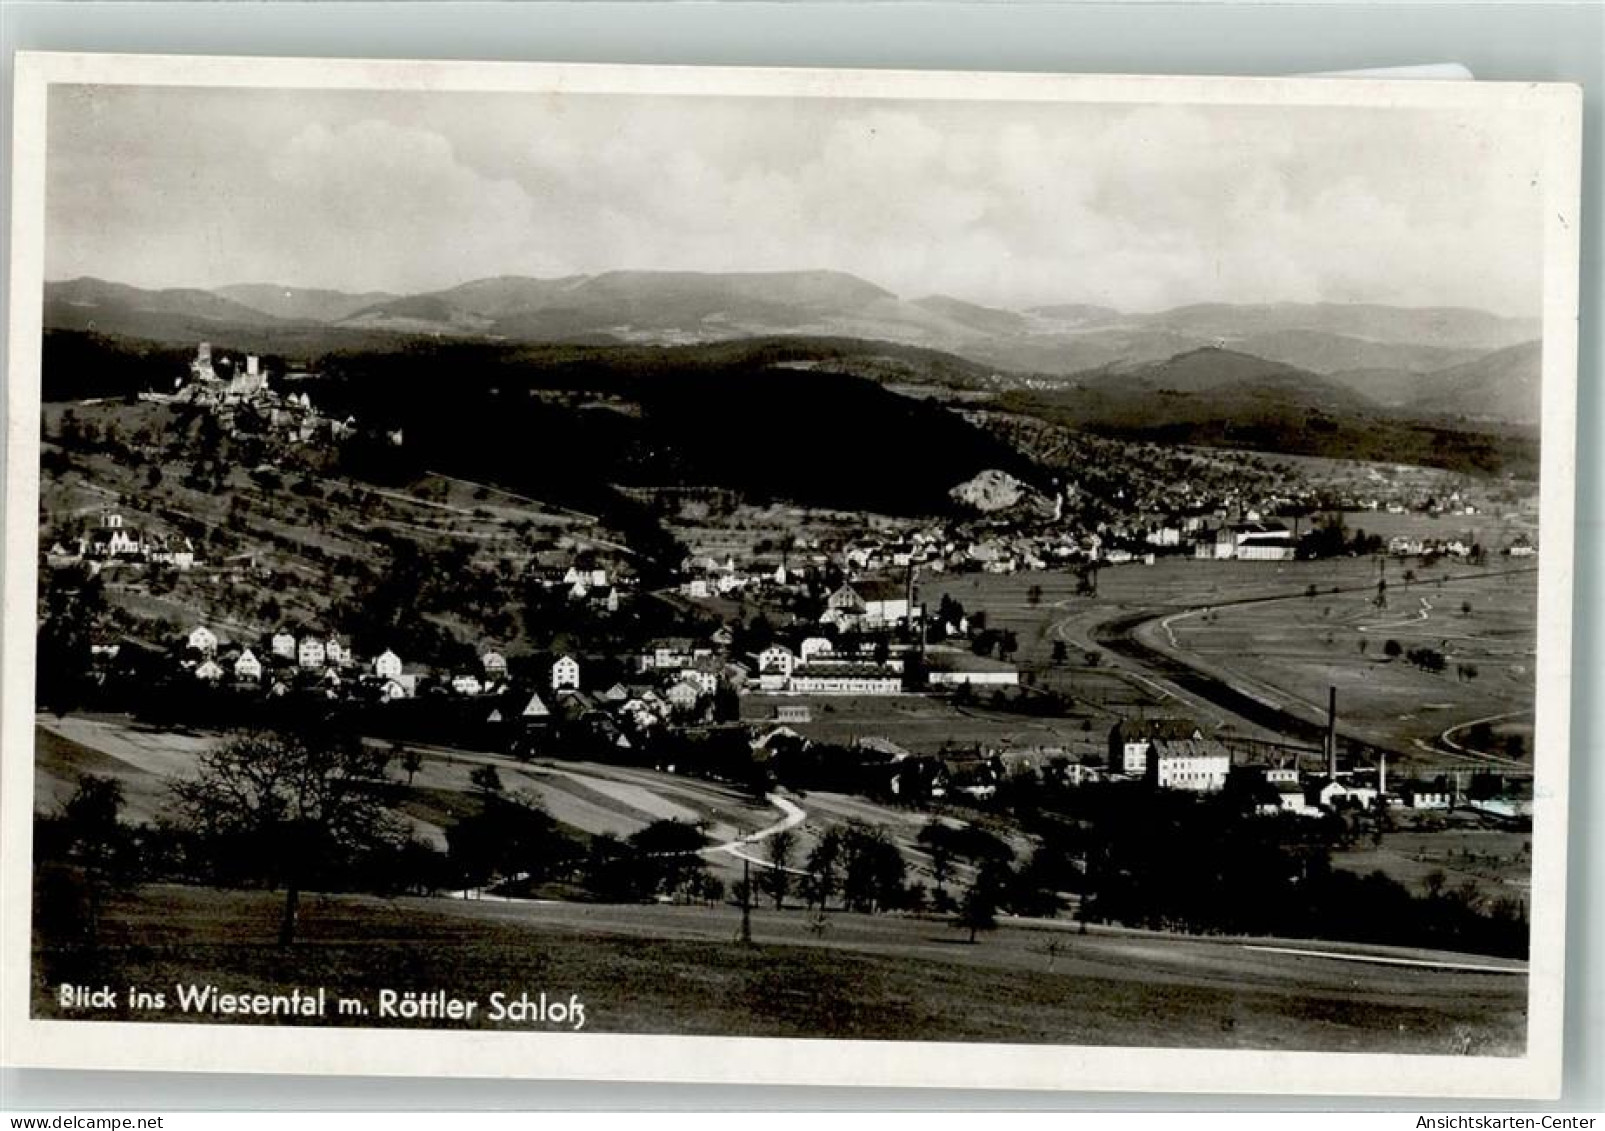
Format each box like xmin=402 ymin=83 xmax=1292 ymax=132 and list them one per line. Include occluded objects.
xmin=45 ymin=86 xmax=1545 ymax=316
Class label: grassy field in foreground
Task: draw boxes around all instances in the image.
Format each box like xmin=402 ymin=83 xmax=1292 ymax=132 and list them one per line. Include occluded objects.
xmin=33 ymin=884 xmax=1525 ymax=1055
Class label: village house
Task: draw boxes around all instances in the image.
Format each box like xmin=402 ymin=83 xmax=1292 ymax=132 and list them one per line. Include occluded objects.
xmin=756 ymin=645 xmax=796 ymax=692
xmin=270 ymin=630 xmax=297 ymax=661
xmin=85 ymin=512 xmax=143 ymax=559
xmin=1305 ymin=777 xmax=1379 ymax=812
xmin=298 ymin=637 xmax=327 ymax=669
xmin=187 ymin=626 xmax=219 ymax=656
xmin=821 ymin=578 xmax=917 ymax=631
xmin=194 ymin=658 xmax=224 ymax=682
xmin=481 ymin=650 xmax=508 ymax=678
xmin=233 ymin=648 xmax=263 ymax=683
xmin=374 ymin=649 xmax=403 ymax=679
xmin=665 ymin=677 xmax=704 ymax=713
xmin=1401 ymin=783 xmax=1453 ymax=810
xmin=451 ymin=673 xmax=484 ymax=697
xmin=324 ymin=637 xmax=348 ymax=666
xmin=377 ymin=677 xmax=409 ymax=703
xmin=145 ymin=535 xmax=197 ymax=570
xmin=639 ymin=638 xmax=702 ymax=672
xmin=677 ymin=659 xmax=722 ymax=696
xmin=551 ymin=654 xmax=582 ymax=692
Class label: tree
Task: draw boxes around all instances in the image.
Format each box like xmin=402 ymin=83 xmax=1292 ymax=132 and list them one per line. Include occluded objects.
xmin=171 ymin=730 xmax=400 ymax=946
xmin=1383 ymin=639 xmax=1403 ymax=660
xmin=449 ymin=791 xmax=575 ymax=891
xmin=53 ymin=774 xmax=134 ymax=946
xmin=839 ymin=822 xmax=907 ymax=912
xmin=401 ymin=747 xmax=424 ymax=786
xmin=954 ymin=871 xmax=1001 ymax=943
xmin=36 ymin=565 xmax=108 ymax=717
xmin=804 ymin=827 xmax=843 ymax=911
xmin=917 ymin=823 xmax=954 ymax=898
xmin=627 ymin=819 xmax=710 ymax=901
xmin=762 ymin=827 xmax=797 ymax=909
xmin=469 ymin=764 xmax=504 ymax=795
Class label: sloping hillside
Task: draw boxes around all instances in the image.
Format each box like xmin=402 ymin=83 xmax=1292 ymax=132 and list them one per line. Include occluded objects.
xmin=1404 ymin=341 xmax=1543 ymax=426
xmin=997 ymin=347 xmax=1534 ymax=476
xmin=215 ymin=284 xmax=399 ymax=323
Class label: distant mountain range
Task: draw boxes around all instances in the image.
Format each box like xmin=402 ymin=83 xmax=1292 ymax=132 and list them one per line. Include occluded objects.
xmin=43 ymin=270 xmax=1542 ymax=425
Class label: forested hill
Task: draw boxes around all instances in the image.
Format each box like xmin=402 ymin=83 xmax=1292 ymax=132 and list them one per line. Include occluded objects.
xmin=319 ymin=345 xmax=1044 ymax=516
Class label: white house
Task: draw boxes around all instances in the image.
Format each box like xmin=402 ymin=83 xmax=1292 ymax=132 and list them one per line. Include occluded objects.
xmin=678 ymin=666 xmax=720 ymax=695
xmin=187 ymin=626 xmax=218 ymax=656
xmin=665 ymin=678 xmax=703 ymax=712
xmin=298 ymin=637 xmax=327 ymax=669
xmin=233 ymin=649 xmax=263 ymax=682
xmin=451 ymin=673 xmax=484 ymax=696
xmin=194 ymin=658 xmax=224 ymax=682
xmin=756 ymin=645 xmax=796 ymax=692
xmin=799 ymin=637 xmax=835 ymax=664
xmin=551 ymin=654 xmax=581 ymax=692
xmin=374 ymin=649 xmax=403 ymax=679
xmin=481 ymin=651 xmax=508 ymax=677
xmin=270 ymin=631 xmax=297 ymax=660
xmin=324 ymin=637 xmax=347 ymax=666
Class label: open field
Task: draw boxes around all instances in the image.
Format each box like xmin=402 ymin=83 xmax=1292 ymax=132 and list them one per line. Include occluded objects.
xmin=923 ymin=557 xmax=1538 ymax=766
xmin=1331 ymin=824 xmax=1532 ymax=906
xmin=32 ymin=883 xmax=1527 ymax=1054
xmin=1156 ymin=566 xmax=1536 ymax=760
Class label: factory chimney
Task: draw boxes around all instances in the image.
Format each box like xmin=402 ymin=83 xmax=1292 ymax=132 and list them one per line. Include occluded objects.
xmin=1326 ymin=686 xmax=1338 ymax=779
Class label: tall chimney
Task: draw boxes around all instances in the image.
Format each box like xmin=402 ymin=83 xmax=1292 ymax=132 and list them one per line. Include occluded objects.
xmin=1326 ymin=686 xmax=1338 ymax=779
xmin=1378 ymin=752 xmax=1387 ymax=796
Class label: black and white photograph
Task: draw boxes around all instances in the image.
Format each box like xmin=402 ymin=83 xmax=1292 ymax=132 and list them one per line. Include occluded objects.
xmin=0 ymin=54 xmax=1583 ymax=1097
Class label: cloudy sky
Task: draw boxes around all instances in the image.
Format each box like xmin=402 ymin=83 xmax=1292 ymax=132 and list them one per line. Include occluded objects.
xmin=45 ymin=84 xmax=1545 ymax=315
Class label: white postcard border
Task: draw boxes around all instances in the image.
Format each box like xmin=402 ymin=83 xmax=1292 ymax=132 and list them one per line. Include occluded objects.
xmin=1 ymin=51 xmax=1584 ymax=1099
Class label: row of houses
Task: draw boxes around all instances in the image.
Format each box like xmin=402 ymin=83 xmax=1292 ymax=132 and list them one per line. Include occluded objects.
xmin=48 ymin=511 xmax=199 ymax=571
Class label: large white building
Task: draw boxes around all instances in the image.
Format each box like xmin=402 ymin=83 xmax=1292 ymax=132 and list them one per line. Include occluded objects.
xmin=1197 ymin=522 xmax=1297 ymax=562
xmin=1146 ymin=737 xmax=1232 ymax=792
xmin=1108 ymin=719 xmax=1206 ymax=778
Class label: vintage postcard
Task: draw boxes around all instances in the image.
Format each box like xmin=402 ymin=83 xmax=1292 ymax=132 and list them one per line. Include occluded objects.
xmin=1 ymin=53 xmax=1583 ymax=1097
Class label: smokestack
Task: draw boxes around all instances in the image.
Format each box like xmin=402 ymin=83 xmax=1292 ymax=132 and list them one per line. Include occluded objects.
xmin=1326 ymin=686 xmax=1338 ymax=779
xmin=1378 ymin=752 xmax=1387 ymax=796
